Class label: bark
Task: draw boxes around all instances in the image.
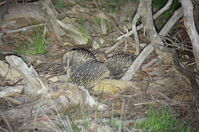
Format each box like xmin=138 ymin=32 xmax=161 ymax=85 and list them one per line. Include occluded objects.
xmin=181 ymin=0 xmax=199 ymax=70
xmin=122 ymin=0 xmax=183 ymax=81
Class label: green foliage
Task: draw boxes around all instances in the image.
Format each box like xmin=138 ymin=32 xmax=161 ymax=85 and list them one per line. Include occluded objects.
xmin=76 ymin=18 xmax=90 ymax=42
xmin=91 ymin=16 xmax=113 ymax=34
xmin=153 ymin=0 xmax=168 ymax=8
xmin=80 ymin=25 xmax=89 ymax=42
xmin=107 ymin=0 xmax=180 ymax=30
xmin=107 ymin=0 xmax=138 ymax=14
xmin=15 ymin=27 xmax=46 ymax=55
xmin=92 ymin=17 xmax=101 ymax=28
xmin=54 ymin=0 xmax=64 ymax=8
xmin=70 ymin=122 xmax=81 ymax=132
xmin=110 ymin=118 xmax=125 ymax=130
xmin=80 ymin=109 xmax=90 ymax=128
xmin=153 ymin=0 xmax=181 ymax=30
xmin=32 ymin=28 xmax=46 ymax=54
xmin=108 ymin=0 xmax=138 ymax=3
xmin=135 ymin=107 xmax=190 ymax=132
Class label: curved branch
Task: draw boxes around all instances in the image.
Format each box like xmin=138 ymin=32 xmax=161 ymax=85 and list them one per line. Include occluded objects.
xmin=117 ymin=0 xmax=174 ymax=40
xmin=181 ymin=0 xmax=199 ymax=70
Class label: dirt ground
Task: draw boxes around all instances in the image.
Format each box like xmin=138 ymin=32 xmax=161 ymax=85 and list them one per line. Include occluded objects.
xmin=0 ymin=0 xmax=199 ymax=131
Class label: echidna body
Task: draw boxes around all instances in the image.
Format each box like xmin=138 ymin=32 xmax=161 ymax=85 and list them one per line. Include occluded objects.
xmin=105 ymin=54 xmax=134 ymax=79
xmin=63 ymin=49 xmax=96 ymax=69
xmin=70 ymin=60 xmax=110 ymax=88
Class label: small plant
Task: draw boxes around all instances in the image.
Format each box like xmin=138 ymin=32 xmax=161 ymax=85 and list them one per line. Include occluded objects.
xmin=54 ymin=0 xmax=64 ymax=8
xmin=31 ymin=27 xmax=46 ymax=54
xmin=135 ymin=107 xmax=190 ymax=132
xmin=15 ymin=27 xmax=46 ymax=55
xmin=110 ymin=117 xmax=125 ymax=130
xmin=75 ymin=18 xmax=90 ymax=42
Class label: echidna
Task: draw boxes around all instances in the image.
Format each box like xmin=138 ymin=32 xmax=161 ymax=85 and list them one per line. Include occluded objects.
xmin=63 ymin=48 xmax=96 ymax=69
xmin=105 ymin=54 xmax=134 ymax=79
xmin=70 ymin=60 xmax=110 ymax=88
xmin=63 ymin=49 xmax=134 ymax=88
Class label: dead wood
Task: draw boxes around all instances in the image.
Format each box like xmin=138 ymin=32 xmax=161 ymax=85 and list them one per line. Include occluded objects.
xmin=159 ymin=7 xmax=183 ymax=35
xmin=0 ymin=83 xmax=106 ymax=122
xmin=181 ymin=0 xmax=199 ymax=70
xmin=194 ymin=5 xmax=199 ymax=32
xmin=0 ymin=60 xmax=22 ymax=85
xmin=1 ymin=55 xmax=106 ymax=123
xmin=6 ymin=55 xmax=48 ymax=97
xmin=117 ymin=0 xmax=174 ymax=40
xmin=121 ymin=0 xmax=162 ymax=81
xmin=121 ymin=44 xmax=154 ymax=81
xmin=0 ymin=0 xmax=196 ymax=131
xmin=0 ymin=85 xmax=23 ymax=98
xmin=121 ymin=0 xmax=183 ymax=81
xmin=2 ymin=23 xmax=45 ymax=34
xmin=105 ymin=37 xmax=125 ymax=54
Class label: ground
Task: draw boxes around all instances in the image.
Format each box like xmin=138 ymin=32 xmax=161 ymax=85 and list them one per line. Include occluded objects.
xmin=0 ymin=0 xmax=198 ymax=131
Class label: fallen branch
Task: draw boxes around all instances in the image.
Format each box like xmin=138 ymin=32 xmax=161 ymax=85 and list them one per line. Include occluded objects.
xmin=105 ymin=37 xmax=125 ymax=54
xmin=159 ymin=7 xmax=183 ymax=35
xmin=5 ymin=55 xmax=48 ymax=96
xmin=121 ymin=0 xmax=161 ymax=81
xmin=0 ymin=86 xmax=23 ymax=98
xmin=121 ymin=44 xmax=154 ymax=80
xmin=153 ymin=0 xmax=173 ymax=19
xmin=1 ymin=56 xmax=106 ymax=123
xmin=117 ymin=0 xmax=174 ymax=40
xmin=121 ymin=0 xmax=183 ymax=81
xmin=1 ymin=83 xmax=106 ymax=121
xmin=181 ymin=0 xmax=199 ymax=70
xmin=1 ymin=23 xmax=45 ymax=34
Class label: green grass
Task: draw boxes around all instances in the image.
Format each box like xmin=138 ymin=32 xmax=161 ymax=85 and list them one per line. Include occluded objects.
xmin=76 ymin=18 xmax=90 ymax=42
xmin=153 ymin=0 xmax=181 ymax=30
xmin=135 ymin=107 xmax=190 ymax=132
xmin=32 ymin=28 xmax=46 ymax=54
xmin=54 ymin=0 xmax=64 ymax=8
xmin=110 ymin=117 xmax=125 ymax=130
xmin=15 ymin=27 xmax=46 ymax=55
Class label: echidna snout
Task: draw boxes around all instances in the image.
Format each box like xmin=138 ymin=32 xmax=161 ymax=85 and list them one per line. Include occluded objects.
xmin=63 ymin=48 xmax=96 ymax=70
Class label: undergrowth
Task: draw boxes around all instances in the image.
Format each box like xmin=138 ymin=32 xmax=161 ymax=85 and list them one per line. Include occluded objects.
xmin=15 ymin=27 xmax=46 ymax=55
xmin=54 ymin=0 xmax=64 ymax=8
xmin=135 ymin=107 xmax=190 ymax=132
xmin=153 ymin=0 xmax=181 ymax=30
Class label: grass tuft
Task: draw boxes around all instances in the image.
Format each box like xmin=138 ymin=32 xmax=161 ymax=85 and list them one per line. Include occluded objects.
xmin=54 ymin=0 xmax=64 ymax=8
xmin=135 ymin=107 xmax=190 ymax=132
xmin=15 ymin=27 xmax=46 ymax=55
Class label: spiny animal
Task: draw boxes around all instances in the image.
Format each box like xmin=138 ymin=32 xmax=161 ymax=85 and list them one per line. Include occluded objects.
xmin=69 ymin=60 xmax=110 ymax=88
xmin=63 ymin=49 xmax=134 ymax=88
xmin=63 ymin=48 xmax=96 ymax=69
xmin=105 ymin=54 xmax=134 ymax=79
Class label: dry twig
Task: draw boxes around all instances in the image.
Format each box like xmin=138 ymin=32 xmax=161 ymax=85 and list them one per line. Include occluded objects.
xmin=1 ymin=24 xmax=45 ymax=34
